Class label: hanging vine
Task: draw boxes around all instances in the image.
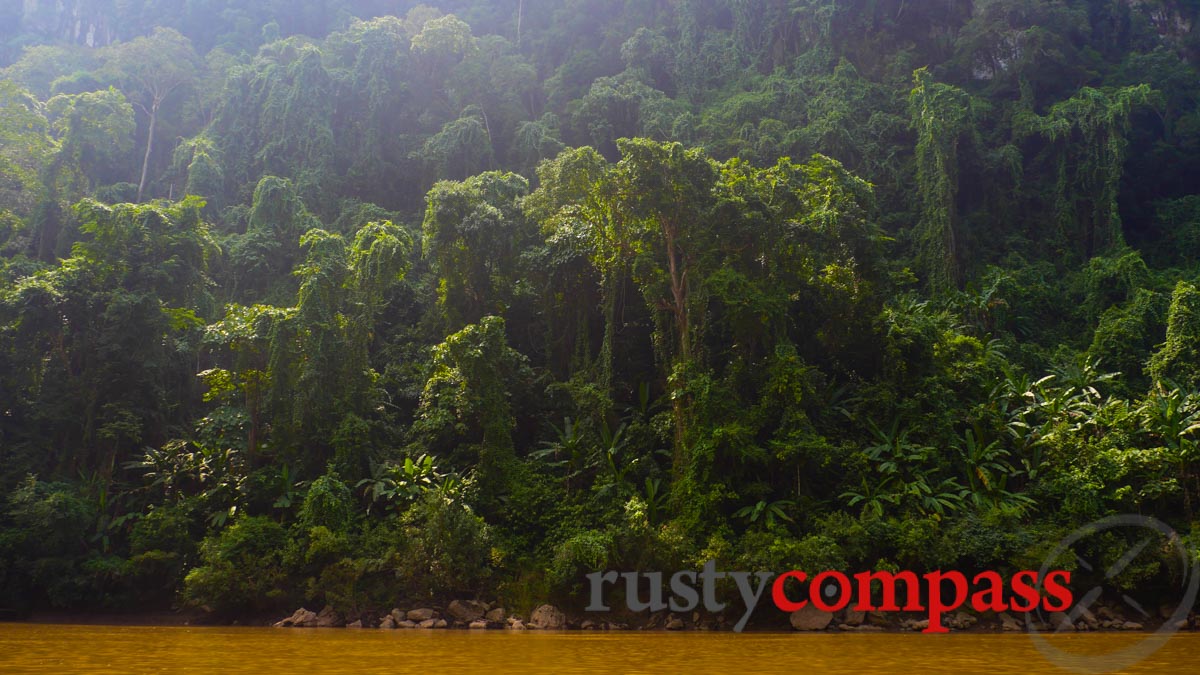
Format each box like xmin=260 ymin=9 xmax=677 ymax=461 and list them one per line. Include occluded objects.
xmin=909 ymin=68 xmax=977 ymax=294
xmin=1017 ymin=84 xmax=1155 ymax=259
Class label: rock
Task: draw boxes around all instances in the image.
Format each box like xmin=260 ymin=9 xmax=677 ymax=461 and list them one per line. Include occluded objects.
xmin=346 ymin=620 xmax=363 ymax=629
xmin=379 ymin=616 xmax=396 ymax=629
xmin=407 ymin=608 xmax=436 ymax=622
xmin=397 ymin=620 xmax=417 ymax=629
xmin=839 ymin=623 xmax=883 ymax=632
xmin=665 ymin=616 xmax=685 ymax=630
xmin=866 ymin=611 xmax=890 ymax=626
xmin=530 ymin=604 xmax=567 ymax=629
xmin=789 ymin=605 xmax=833 ymax=631
xmin=469 ymin=620 xmax=489 ymax=629
xmin=1098 ymin=607 xmax=1124 ymax=622
xmin=315 ymin=606 xmax=342 ymax=628
xmin=275 ymin=607 xmax=318 ymax=628
xmin=645 ymin=612 xmax=664 ymax=630
xmin=418 ymin=619 xmax=437 ymax=629
xmin=510 ymin=620 xmax=527 ymax=630
xmin=842 ymin=609 xmax=867 ymax=627
xmin=906 ymin=619 xmax=930 ymax=632
xmin=447 ymin=600 xmax=487 ymax=623
xmin=433 ymin=619 xmax=448 ymax=629
xmin=580 ymin=620 xmax=596 ymax=630
xmin=947 ymin=611 xmax=977 ymax=630
xmin=390 ymin=609 xmax=405 ymax=624
xmin=999 ymin=613 xmax=1022 ymax=632
xmin=1079 ymin=607 xmax=1099 ymax=629
xmin=485 ymin=608 xmax=506 ymax=623
xmin=1050 ymin=612 xmax=1076 ymax=632
xmin=1123 ymin=622 xmax=1144 ymax=630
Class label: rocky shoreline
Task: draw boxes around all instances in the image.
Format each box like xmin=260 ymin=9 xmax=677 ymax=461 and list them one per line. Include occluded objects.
xmin=269 ymin=600 xmax=1199 ymax=634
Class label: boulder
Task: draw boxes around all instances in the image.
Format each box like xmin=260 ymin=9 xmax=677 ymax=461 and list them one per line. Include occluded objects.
xmin=665 ymin=616 xmax=685 ymax=630
xmin=485 ymin=608 xmax=506 ymax=623
xmin=1122 ymin=621 xmax=1144 ymax=630
xmin=510 ymin=620 xmax=527 ymax=630
xmin=397 ymin=620 xmax=417 ymax=629
xmin=469 ymin=620 xmax=489 ymax=629
xmin=390 ymin=609 xmax=406 ymax=624
xmin=1049 ymin=612 xmax=1076 ymax=632
xmin=842 ymin=609 xmax=867 ymax=627
xmin=950 ymin=611 xmax=977 ymax=630
xmin=433 ymin=619 xmax=448 ymax=628
xmin=379 ymin=616 xmax=396 ymax=629
xmin=789 ymin=605 xmax=833 ymax=631
xmin=346 ymin=620 xmax=363 ymax=629
xmin=903 ymin=619 xmax=930 ymax=632
xmin=447 ymin=600 xmax=487 ymax=623
xmin=530 ymin=604 xmax=567 ymax=629
xmin=275 ymin=608 xmax=318 ymax=628
xmin=315 ymin=606 xmax=342 ymax=628
xmin=418 ymin=618 xmax=437 ymax=629
xmin=407 ymin=608 xmax=436 ymax=622
xmin=999 ymin=613 xmax=1022 ymax=632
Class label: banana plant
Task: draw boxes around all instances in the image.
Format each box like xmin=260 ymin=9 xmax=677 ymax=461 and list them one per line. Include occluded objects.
xmin=356 ymin=453 xmax=450 ymax=513
xmin=734 ymin=499 xmax=796 ymax=528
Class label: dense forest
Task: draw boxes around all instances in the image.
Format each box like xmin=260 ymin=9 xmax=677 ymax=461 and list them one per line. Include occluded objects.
xmin=3 ymin=0 xmax=1200 ymax=622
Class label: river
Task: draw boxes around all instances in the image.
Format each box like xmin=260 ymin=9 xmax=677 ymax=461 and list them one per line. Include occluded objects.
xmin=3 ymin=623 xmax=1200 ymax=673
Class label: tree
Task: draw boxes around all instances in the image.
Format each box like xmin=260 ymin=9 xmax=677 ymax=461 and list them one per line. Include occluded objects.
xmin=0 ymin=81 xmax=53 ymax=221
xmin=909 ymin=68 xmax=977 ymax=293
xmin=421 ymin=171 xmax=531 ymax=330
xmin=2 ymin=197 xmax=214 ymax=479
xmin=1149 ymin=281 xmax=1200 ymax=389
xmin=1017 ymin=85 xmax=1155 ymax=260
xmin=103 ymin=28 xmax=199 ymax=202
xmin=35 ymin=88 xmax=135 ymax=261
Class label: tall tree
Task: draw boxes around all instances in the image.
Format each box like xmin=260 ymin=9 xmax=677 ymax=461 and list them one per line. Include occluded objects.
xmin=103 ymin=28 xmax=198 ymax=202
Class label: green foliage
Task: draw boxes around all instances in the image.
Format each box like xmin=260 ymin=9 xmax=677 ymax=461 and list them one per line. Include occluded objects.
xmin=910 ymin=68 xmax=978 ymax=293
xmin=415 ymin=316 xmax=529 ymax=496
xmin=298 ymin=471 xmax=354 ymax=533
xmin=182 ymin=515 xmax=290 ymax=612
xmin=422 ymin=172 xmax=531 ymax=329
xmin=1149 ymin=281 xmax=1200 ymax=389
xmin=395 ymin=491 xmax=492 ymax=600
xmin=1017 ymin=85 xmax=1156 ymax=259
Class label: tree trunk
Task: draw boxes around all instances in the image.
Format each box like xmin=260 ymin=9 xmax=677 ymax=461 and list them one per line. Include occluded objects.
xmin=137 ymin=101 xmax=158 ymax=202
xmin=661 ymin=216 xmax=691 ymax=478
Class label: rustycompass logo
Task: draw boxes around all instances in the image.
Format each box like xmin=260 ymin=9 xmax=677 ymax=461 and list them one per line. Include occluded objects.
xmin=585 ymin=561 xmax=1075 ymax=633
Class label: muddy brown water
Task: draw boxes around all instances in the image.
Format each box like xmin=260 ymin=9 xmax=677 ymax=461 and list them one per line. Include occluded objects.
xmin=3 ymin=623 xmax=1200 ymax=673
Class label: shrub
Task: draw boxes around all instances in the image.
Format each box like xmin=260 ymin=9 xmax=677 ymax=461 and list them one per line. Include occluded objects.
xmin=396 ymin=492 xmax=491 ymax=599
xmin=183 ymin=515 xmax=290 ymax=612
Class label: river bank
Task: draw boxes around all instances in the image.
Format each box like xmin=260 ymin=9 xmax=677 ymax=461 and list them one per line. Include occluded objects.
xmin=258 ymin=600 xmax=1200 ymax=634
xmin=10 ymin=599 xmax=1196 ymax=634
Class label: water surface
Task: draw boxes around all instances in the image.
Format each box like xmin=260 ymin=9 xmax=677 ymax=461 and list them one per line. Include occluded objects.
xmin=3 ymin=623 xmax=1199 ymax=674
